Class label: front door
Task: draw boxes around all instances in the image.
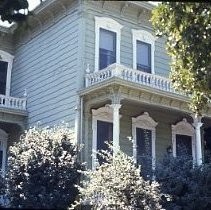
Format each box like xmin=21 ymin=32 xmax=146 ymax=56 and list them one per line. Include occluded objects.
xmin=97 ymin=120 xmax=113 ymax=164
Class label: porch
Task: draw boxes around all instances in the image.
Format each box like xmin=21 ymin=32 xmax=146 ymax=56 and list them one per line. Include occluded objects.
xmin=0 ymin=95 xmax=27 ymax=174
xmin=80 ymin=76 xmax=211 ymax=169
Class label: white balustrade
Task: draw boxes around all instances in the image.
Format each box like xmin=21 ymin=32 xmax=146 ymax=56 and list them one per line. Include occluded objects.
xmin=85 ymin=63 xmax=183 ymax=95
xmin=0 ymin=94 xmax=27 ymax=111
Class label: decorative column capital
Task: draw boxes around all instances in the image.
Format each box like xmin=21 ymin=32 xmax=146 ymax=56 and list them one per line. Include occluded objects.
xmin=109 ymin=103 xmax=122 ymax=110
xmin=192 ymin=114 xmax=203 ymax=129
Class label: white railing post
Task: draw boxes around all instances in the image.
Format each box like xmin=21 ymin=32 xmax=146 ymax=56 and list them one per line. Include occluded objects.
xmin=83 ymin=63 xmax=186 ymax=97
xmin=0 ymin=94 xmax=27 ymax=111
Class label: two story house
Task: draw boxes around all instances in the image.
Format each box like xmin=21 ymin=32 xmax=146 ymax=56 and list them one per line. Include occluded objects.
xmin=0 ymin=0 xmax=211 ymax=173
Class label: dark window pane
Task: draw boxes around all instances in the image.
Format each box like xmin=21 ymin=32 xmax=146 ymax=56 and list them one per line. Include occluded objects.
xmin=176 ymin=134 xmax=192 ymax=157
xmin=97 ymin=120 xmax=113 ymax=164
xmin=136 ymin=127 xmax=152 ymax=178
xmin=99 ymin=28 xmax=116 ymax=70
xmin=137 ymin=41 xmax=151 ymax=73
xmin=0 ymin=61 xmax=8 ymax=95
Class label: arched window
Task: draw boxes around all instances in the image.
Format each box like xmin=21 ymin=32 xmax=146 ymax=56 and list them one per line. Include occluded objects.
xmin=92 ymin=105 xmax=113 ymax=169
xmin=132 ymin=112 xmax=157 ymax=173
xmin=172 ymin=118 xmax=195 ymax=161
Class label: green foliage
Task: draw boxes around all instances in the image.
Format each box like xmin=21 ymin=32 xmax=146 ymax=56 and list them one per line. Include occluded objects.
xmin=156 ymin=154 xmax=211 ymax=210
xmin=73 ymin=148 xmax=162 ymax=210
xmin=151 ymin=3 xmax=211 ymax=115
xmin=0 ymin=0 xmax=30 ymax=23
xmin=6 ymin=125 xmax=83 ymax=209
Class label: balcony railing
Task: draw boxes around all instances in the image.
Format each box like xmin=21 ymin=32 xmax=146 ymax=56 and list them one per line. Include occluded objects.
xmin=85 ymin=63 xmax=185 ymax=96
xmin=0 ymin=94 xmax=27 ymax=111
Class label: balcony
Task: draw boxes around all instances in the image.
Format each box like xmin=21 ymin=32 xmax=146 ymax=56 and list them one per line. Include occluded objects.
xmin=0 ymin=94 xmax=27 ymax=111
xmin=85 ymin=63 xmax=185 ymax=96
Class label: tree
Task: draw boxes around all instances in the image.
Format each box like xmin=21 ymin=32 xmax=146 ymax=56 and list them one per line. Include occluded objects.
xmin=6 ymin=125 xmax=83 ymax=209
xmin=0 ymin=0 xmax=30 ymax=23
xmin=151 ymin=3 xmax=211 ymax=115
xmin=73 ymin=147 xmax=162 ymax=210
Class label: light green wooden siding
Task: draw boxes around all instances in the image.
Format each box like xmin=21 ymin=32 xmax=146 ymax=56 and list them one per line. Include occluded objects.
xmin=11 ymin=2 xmax=81 ymax=128
xmin=83 ymin=1 xmax=171 ymax=78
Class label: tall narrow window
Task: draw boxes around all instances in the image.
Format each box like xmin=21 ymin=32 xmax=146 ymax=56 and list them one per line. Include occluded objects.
xmin=0 ymin=61 xmax=8 ymax=95
xmin=132 ymin=112 xmax=157 ymax=179
xmin=132 ymin=30 xmax=156 ymax=74
xmin=95 ymin=17 xmax=122 ymax=72
xmin=97 ymin=120 xmax=113 ymax=164
xmin=0 ymin=129 xmax=8 ymax=173
xmin=137 ymin=41 xmax=151 ymax=73
xmin=136 ymin=127 xmax=152 ymax=178
xmin=99 ymin=29 xmax=116 ymax=70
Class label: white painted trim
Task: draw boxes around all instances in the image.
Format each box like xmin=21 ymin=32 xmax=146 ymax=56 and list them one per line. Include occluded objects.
xmin=0 ymin=50 xmax=14 ymax=96
xmin=0 ymin=129 xmax=8 ymax=174
xmin=172 ymin=118 xmax=196 ymax=162
xmin=94 ymin=16 xmax=123 ymax=72
xmin=132 ymin=29 xmax=156 ymax=74
xmin=132 ymin=112 xmax=157 ymax=170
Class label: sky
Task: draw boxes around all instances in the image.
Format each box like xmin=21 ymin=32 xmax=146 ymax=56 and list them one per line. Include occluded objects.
xmin=0 ymin=1 xmax=160 ymax=28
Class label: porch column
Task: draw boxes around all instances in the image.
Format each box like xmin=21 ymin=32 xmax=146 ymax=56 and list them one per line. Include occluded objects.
xmin=192 ymin=115 xmax=203 ymax=166
xmin=110 ymin=104 xmax=121 ymax=155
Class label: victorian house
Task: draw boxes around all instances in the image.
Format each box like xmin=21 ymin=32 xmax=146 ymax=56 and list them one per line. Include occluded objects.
xmin=0 ymin=0 xmax=211 ymax=173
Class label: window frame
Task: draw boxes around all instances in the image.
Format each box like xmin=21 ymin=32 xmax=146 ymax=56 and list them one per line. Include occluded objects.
xmin=0 ymin=50 xmax=14 ymax=96
xmin=132 ymin=112 xmax=157 ymax=171
xmin=132 ymin=29 xmax=156 ymax=74
xmin=172 ymin=118 xmax=196 ymax=161
xmin=95 ymin=16 xmax=123 ymax=72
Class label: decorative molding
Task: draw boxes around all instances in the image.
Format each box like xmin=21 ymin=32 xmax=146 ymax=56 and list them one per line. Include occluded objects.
xmin=0 ymin=50 xmax=14 ymax=96
xmin=120 ymin=2 xmax=129 ymax=15
xmin=109 ymin=86 xmax=124 ymax=104
xmin=172 ymin=118 xmax=196 ymax=161
xmin=94 ymin=16 xmax=123 ymax=72
xmin=132 ymin=112 xmax=157 ymax=170
xmin=132 ymin=29 xmax=157 ymax=74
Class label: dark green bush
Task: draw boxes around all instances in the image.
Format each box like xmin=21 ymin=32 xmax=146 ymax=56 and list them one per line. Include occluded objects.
xmin=156 ymin=152 xmax=211 ymax=210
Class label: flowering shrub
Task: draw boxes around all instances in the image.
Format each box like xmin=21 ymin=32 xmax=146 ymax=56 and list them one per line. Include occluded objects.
xmin=72 ymin=148 xmax=162 ymax=210
xmin=6 ymin=125 xmax=83 ymax=209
